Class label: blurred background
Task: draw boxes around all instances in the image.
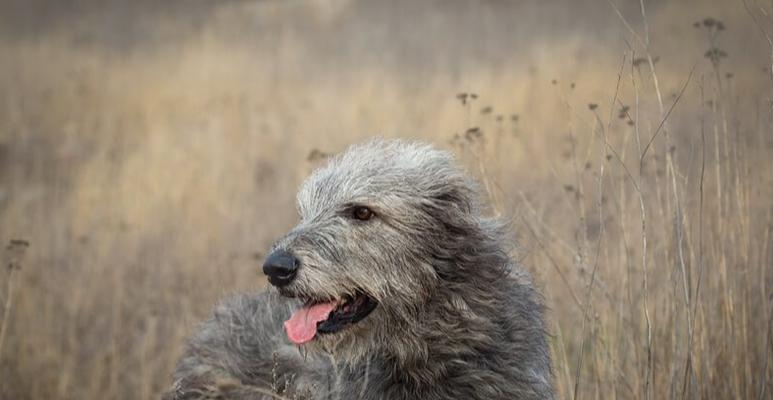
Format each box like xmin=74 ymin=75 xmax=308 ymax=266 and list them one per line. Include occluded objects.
xmin=1 ymin=0 xmax=771 ymax=399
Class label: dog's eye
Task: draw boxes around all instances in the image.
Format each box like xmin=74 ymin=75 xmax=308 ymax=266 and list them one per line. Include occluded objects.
xmin=352 ymin=206 xmax=374 ymax=221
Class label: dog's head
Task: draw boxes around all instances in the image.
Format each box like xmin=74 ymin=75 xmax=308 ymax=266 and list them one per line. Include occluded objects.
xmin=262 ymin=139 xmax=493 ymax=361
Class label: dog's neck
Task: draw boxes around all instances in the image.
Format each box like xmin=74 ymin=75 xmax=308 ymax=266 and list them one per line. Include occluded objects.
xmin=337 ymin=259 xmax=551 ymax=398
xmin=371 ymin=276 xmax=516 ymax=394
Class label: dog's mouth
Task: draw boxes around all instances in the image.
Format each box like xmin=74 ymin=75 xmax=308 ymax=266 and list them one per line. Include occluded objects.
xmin=283 ymin=292 xmax=377 ymax=345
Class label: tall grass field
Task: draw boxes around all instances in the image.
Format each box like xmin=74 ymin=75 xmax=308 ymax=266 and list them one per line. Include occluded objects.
xmin=0 ymin=1 xmax=771 ymax=399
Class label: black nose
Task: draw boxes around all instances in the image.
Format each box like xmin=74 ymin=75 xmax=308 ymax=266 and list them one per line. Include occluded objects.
xmin=262 ymin=249 xmax=299 ymax=287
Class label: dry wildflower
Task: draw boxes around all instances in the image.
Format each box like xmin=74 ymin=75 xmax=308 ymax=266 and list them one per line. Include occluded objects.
xmin=6 ymin=240 xmax=29 ymax=271
xmin=705 ymin=47 xmax=728 ymax=64
xmin=307 ymin=149 xmax=330 ymax=162
xmin=702 ymin=17 xmax=725 ymax=31
xmin=456 ymin=93 xmax=478 ymax=105
xmin=8 ymin=240 xmax=29 ymax=248
xmin=465 ymin=127 xmax=483 ymax=142
xmin=618 ymin=105 xmax=630 ymax=119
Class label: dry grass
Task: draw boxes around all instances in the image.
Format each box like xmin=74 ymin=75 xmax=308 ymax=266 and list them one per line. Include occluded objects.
xmin=0 ymin=1 xmax=771 ymax=399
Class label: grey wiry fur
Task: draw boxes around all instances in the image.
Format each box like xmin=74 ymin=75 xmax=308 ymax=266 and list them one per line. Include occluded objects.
xmin=165 ymin=139 xmax=555 ymax=399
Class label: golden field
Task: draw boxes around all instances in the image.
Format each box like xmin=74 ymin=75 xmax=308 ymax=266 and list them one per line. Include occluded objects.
xmin=0 ymin=0 xmax=771 ymax=398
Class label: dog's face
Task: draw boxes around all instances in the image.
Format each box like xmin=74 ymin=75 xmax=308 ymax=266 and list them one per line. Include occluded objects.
xmin=262 ymin=140 xmax=479 ymax=360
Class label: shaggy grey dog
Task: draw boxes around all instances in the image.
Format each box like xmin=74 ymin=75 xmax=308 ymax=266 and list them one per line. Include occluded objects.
xmin=164 ymin=139 xmax=554 ymax=399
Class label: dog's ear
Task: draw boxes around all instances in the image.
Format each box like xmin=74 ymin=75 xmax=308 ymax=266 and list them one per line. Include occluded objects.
xmin=430 ymin=179 xmax=476 ymax=214
xmin=433 ymin=190 xmax=471 ymax=213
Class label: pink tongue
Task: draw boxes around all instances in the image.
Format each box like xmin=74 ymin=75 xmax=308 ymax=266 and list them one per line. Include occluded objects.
xmin=284 ymin=301 xmax=337 ymax=344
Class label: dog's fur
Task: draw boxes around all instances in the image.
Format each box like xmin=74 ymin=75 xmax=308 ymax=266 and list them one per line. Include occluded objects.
xmin=164 ymin=139 xmax=554 ymax=399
